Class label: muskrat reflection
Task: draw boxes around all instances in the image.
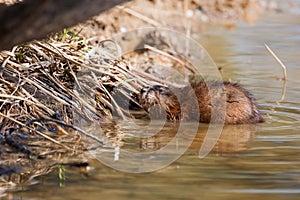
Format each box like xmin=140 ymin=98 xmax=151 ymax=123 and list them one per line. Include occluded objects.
xmin=86 ymin=121 xmax=257 ymax=156
xmin=137 ymin=123 xmax=257 ymax=155
xmin=112 ymin=121 xmax=257 ymax=155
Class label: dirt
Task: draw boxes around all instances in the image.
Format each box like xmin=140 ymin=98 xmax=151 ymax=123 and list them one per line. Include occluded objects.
xmin=74 ymin=0 xmax=264 ymax=44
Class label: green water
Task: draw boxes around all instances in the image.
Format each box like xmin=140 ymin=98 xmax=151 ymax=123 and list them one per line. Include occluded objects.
xmin=3 ymin=5 xmax=300 ymax=200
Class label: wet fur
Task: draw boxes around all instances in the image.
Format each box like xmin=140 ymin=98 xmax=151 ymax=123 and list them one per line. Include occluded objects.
xmin=139 ymin=81 xmax=264 ymax=124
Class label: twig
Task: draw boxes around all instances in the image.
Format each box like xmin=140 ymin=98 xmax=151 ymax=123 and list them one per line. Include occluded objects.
xmin=29 ymin=43 xmax=52 ymax=61
xmin=20 ymin=87 xmax=55 ymax=115
xmin=132 ymin=68 xmax=185 ymax=88
xmin=117 ymin=5 xmax=162 ymax=27
xmin=82 ymin=63 xmax=140 ymax=93
xmin=91 ymin=72 xmax=127 ymax=120
xmin=33 ymin=41 xmax=82 ymax=66
xmin=265 ymin=44 xmax=287 ymax=81
xmin=0 ymin=112 xmax=70 ymax=150
xmin=265 ymin=44 xmax=287 ymax=102
xmin=24 ymin=77 xmax=70 ymax=105
xmin=144 ymin=44 xmax=196 ymax=74
xmin=32 ymin=117 xmax=105 ymax=145
xmin=279 ymin=79 xmax=287 ymax=102
xmin=0 ymin=70 xmax=21 ymax=111
xmin=185 ymin=20 xmax=191 ymax=56
xmin=0 ymin=94 xmax=40 ymax=105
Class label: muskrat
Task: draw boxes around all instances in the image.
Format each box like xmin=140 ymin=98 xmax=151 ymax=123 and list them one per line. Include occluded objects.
xmin=138 ymin=81 xmax=264 ymax=124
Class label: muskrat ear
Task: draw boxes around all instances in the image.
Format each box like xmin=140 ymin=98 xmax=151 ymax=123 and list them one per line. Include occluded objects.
xmin=157 ymin=87 xmax=167 ymax=93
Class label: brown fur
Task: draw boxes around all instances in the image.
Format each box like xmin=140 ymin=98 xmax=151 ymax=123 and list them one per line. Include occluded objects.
xmin=139 ymin=81 xmax=264 ymax=124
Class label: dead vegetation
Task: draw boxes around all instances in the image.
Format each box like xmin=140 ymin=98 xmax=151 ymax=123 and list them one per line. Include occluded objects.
xmin=0 ymin=27 xmax=192 ymax=178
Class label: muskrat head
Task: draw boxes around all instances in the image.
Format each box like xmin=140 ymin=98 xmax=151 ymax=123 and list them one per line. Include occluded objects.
xmin=139 ymin=85 xmax=181 ymax=120
xmin=139 ymin=85 xmax=167 ymax=112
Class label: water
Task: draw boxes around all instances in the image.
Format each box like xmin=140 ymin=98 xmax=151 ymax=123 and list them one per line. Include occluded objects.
xmin=3 ymin=4 xmax=300 ymax=200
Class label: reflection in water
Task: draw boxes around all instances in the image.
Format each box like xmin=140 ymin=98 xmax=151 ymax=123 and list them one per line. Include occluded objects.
xmin=118 ymin=121 xmax=257 ymax=156
xmin=75 ymin=120 xmax=258 ymax=174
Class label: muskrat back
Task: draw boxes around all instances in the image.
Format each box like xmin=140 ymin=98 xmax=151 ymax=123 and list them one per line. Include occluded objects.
xmin=138 ymin=81 xmax=264 ymax=124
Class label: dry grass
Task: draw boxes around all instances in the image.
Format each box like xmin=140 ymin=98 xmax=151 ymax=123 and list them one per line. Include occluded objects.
xmin=0 ymin=27 xmax=197 ymax=171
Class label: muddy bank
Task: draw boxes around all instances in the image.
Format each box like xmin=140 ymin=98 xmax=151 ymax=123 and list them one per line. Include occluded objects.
xmin=76 ymin=0 xmax=265 ymax=43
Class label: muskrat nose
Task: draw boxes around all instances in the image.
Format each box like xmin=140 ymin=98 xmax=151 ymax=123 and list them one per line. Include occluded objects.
xmin=140 ymin=87 xmax=150 ymax=94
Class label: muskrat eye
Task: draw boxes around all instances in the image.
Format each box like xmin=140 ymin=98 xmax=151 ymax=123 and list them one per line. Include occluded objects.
xmin=152 ymin=85 xmax=168 ymax=93
xmin=140 ymin=87 xmax=150 ymax=94
xmin=158 ymin=87 xmax=165 ymax=93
